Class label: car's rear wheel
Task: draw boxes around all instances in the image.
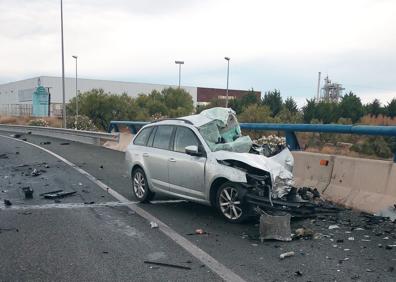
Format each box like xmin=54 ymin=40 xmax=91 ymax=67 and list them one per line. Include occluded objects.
xmin=132 ymin=168 xmax=154 ymax=202
xmin=216 ymin=182 xmax=249 ymax=223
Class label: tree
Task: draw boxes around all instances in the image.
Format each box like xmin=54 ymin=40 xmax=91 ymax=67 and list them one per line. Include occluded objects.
xmin=366 ymin=99 xmax=383 ymax=117
xmin=302 ymin=98 xmax=317 ymax=123
xmin=315 ymin=101 xmax=339 ymax=124
xmin=338 ymin=91 xmax=363 ymax=123
xmin=284 ymin=97 xmax=298 ymax=114
xmin=386 ymin=99 xmax=396 ymax=118
xmin=262 ymin=89 xmax=283 ymax=117
xmin=162 ymin=87 xmax=194 ymax=117
xmin=238 ymin=104 xmax=274 ymax=123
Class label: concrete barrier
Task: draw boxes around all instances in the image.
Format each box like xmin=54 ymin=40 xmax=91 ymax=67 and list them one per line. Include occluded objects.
xmin=293 ymin=151 xmax=396 ymax=215
xmin=323 ymin=156 xmax=396 ymax=213
xmin=291 ymin=151 xmax=334 ymax=193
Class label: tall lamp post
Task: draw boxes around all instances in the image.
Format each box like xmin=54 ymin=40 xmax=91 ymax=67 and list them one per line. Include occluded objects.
xmin=224 ymin=57 xmax=230 ymax=108
xmin=72 ymin=55 xmax=78 ymax=129
xmin=175 ymin=60 xmax=184 ymax=88
xmin=60 ymin=0 xmax=66 ymax=128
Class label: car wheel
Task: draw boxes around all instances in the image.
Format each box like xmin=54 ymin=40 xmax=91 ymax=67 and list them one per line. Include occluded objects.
xmin=132 ymin=168 xmax=154 ymax=202
xmin=216 ymin=182 xmax=249 ymax=223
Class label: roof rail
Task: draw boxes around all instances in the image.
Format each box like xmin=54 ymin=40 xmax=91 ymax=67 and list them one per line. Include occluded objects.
xmin=150 ymin=118 xmax=193 ymax=125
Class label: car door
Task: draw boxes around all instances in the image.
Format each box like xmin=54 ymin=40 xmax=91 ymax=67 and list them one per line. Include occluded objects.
xmin=143 ymin=125 xmax=175 ymax=192
xmin=168 ymin=126 xmax=206 ymax=199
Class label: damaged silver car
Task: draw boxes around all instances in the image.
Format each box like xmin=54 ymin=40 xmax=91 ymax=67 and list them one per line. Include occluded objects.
xmin=125 ymin=107 xmax=296 ymax=223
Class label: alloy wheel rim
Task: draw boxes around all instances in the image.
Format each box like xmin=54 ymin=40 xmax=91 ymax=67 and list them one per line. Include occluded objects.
xmin=133 ymin=172 xmax=146 ymax=198
xmin=219 ymin=187 xmax=242 ymax=220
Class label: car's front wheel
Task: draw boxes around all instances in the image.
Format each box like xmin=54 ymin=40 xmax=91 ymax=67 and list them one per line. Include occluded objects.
xmin=132 ymin=168 xmax=154 ymax=202
xmin=216 ymin=182 xmax=249 ymax=223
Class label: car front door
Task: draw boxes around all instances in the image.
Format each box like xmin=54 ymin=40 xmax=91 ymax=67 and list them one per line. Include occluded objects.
xmin=168 ymin=126 xmax=206 ymax=199
xmin=143 ymin=125 xmax=175 ymax=192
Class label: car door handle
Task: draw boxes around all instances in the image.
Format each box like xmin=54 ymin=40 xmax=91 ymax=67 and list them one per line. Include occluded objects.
xmin=168 ymin=158 xmax=176 ymax=162
xmin=143 ymin=153 xmax=149 ymax=157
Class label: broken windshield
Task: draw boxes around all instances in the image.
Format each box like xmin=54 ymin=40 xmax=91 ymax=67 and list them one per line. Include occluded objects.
xmin=197 ymin=107 xmax=253 ymax=153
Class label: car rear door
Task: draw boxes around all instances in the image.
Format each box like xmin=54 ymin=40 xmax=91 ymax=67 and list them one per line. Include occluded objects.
xmin=143 ymin=125 xmax=175 ymax=193
xmin=168 ymin=126 xmax=206 ymax=199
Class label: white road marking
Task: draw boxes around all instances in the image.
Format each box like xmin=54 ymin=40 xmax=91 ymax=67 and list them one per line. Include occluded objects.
xmin=0 ymin=135 xmax=246 ymax=282
xmin=0 ymin=201 xmax=131 ymax=211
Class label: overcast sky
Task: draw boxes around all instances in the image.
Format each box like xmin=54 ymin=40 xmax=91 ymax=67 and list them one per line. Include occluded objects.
xmin=1 ymin=0 xmax=396 ymax=106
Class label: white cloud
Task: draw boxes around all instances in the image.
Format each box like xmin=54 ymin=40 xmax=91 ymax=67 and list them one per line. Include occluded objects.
xmin=1 ymin=0 xmax=396 ymax=105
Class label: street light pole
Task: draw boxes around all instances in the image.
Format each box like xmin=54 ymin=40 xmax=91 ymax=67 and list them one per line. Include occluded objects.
xmin=224 ymin=57 xmax=230 ymax=108
xmin=175 ymin=61 xmax=184 ymax=88
xmin=60 ymin=0 xmax=66 ymax=128
xmin=72 ymin=55 xmax=78 ymax=129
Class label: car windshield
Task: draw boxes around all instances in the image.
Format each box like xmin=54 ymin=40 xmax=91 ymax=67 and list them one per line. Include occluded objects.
xmin=194 ymin=107 xmax=252 ymax=153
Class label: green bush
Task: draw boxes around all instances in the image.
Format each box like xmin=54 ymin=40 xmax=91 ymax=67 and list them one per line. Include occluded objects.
xmin=28 ymin=119 xmax=48 ymax=127
xmin=66 ymin=115 xmax=97 ymax=131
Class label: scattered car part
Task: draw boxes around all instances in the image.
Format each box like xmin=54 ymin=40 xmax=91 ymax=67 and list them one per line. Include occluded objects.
xmin=43 ymin=191 xmax=76 ymax=199
xmin=4 ymin=199 xmax=12 ymax=206
xmin=258 ymin=210 xmax=292 ymax=242
xmin=143 ymin=260 xmax=191 ymax=270
xmin=280 ymin=251 xmax=295 ymax=259
xmin=22 ymin=187 xmax=34 ymax=199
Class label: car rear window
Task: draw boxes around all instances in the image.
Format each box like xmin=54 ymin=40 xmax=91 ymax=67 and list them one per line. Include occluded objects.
xmin=152 ymin=126 xmax=174 ymax=150
xmin=133 ymin=127 xmax=153 ymax=146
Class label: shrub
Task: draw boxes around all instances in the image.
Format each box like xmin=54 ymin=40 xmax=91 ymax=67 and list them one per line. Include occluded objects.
xmin=28 ymin=119 xmax=49 ymax=127
xmin=66 ymin=115 xmax=97 ymax=131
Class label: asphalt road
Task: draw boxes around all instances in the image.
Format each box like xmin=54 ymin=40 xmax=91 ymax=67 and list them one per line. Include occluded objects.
xmin=1 ymin=132 xmax=395 ymax=282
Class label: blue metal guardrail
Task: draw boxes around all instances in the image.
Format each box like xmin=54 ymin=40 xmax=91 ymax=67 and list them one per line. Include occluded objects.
xmin=108 ymin=121 xmax=396 ymax=162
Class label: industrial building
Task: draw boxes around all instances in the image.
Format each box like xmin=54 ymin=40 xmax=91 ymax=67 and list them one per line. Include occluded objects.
xmin=0 ymin=76 xmax=260 ymax=116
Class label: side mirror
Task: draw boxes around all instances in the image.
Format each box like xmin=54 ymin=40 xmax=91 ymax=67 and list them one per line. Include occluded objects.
xmin=185 ymin=145 xmax=201 ymax=156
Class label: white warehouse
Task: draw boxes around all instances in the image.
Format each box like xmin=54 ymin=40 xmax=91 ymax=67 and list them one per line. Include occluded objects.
xmin=0 ymin=76 xmax=197 ymax=116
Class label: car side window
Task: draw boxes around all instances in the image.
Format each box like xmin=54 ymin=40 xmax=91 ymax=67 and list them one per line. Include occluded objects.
xmin=133 ymin=127 xmax=153 ymax=146
xmin=152 ymin=126 xmax=174 ymax=150
xmin=173 ymin=127 xmax=200 ymax=153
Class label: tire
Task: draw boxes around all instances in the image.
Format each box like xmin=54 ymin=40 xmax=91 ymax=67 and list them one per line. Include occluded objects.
xmin=132 ymin=168 xmax=154 ymax=203
xmin=216 ymin=182 xmax=249 ymax=223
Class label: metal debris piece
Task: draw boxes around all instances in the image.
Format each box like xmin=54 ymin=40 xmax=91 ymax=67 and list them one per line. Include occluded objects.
xmin=150 ymin=222 xmax=159 ymax=229
xmin=259 ymin=212 xmax=292 ymax=242
xmin=143 ymin=260 xmax=191 ymax=270
xmin=195 ymin=229 xmax=206 ymax=235
xmin=31 ymin=169 xmax=41 ymax=177
xmin=328 ymin=225 xmax=340 ymax=230
xmin=4 ymin=199 xmax=12 ymax=206
xmin=22 ymin=187 xmax=34 ymax=199
xmin=280 ymin=251 xmax=295 ymax=259
xmin=10 ymin=134 xmax=21 ymax=138
xmin=43 ymin=191 xmax=76 ymax=199
xmin=40 ymin=190 xmax=63 ymax=196
xmin=294 ymin=227 xmax=314 ymax=239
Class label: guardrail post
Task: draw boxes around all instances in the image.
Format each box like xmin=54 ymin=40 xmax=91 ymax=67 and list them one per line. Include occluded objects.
xmin=285 ymin=131 xmax=300 ymax=151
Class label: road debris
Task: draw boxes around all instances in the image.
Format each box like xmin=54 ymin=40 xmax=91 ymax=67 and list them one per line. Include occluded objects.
xmin=10 ymin=134 xmax=21 ymax=138
xmin=328 ymin=225 xmax=340 ymax=230
xmin=60 ymin=142 xmax=70 ymax=145
xmin=31 ymin=169 xmax=41 ymax=177
xmin=0 ymin=153 xmax=9 ymax=159
xmin=259 ymin=211 xmax=292 ymax=242
xmin=143 ymin=260 xmax=191 ymax=270
xmin=22 ymin=187 xmax=34 ymax=199
xmin=4 ymin=199 xmax=12 ymax=206
xmin=42 ymin=190 xmax=77 ymax=199
xmin=150 ymin=221 xmax=159 ymax=229
xmin=280 ymin=251 xmax=295 ymax=259
xmin=294 ymin=227 xmax=314 ymax=239
xmin=40 ymin=141 xmax=51 ymax=145
xmin=195 ymin=228 xmax=206 ymax=235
